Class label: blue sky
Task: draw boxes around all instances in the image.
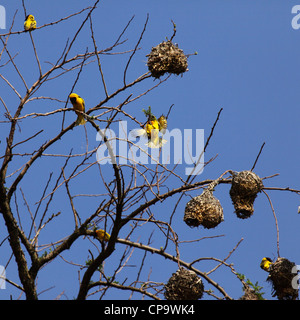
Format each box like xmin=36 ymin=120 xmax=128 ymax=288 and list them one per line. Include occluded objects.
xmin=0 ymin=0 xmax=299 ymax=300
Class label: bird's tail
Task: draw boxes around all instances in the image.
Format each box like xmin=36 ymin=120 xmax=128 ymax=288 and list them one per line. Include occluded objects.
xmin=75 ymin=114 xmax=86 ymax=126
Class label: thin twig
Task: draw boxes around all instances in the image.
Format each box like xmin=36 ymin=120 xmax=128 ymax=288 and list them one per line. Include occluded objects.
xmin=251 ymin=142 xmax=265 ymax=171
xmin=62 ymin=168 xmax=80 ymax=229
xmin=186 ymin=107 xmax=223 ymax=183
xmin=123 ymin=14 xmax=149 ymax=85
xmin=169 ymin=20 xmax=177 ymax=41
xmin=89 ymin=16 xmax=108 ymax=97
xmin=29 ymin=31 xmax=42 ymax=77
xmin=166 ymin=104 xmax=174 ymax=120
xmin=262 ymin=190 xmax=280 ymax=257
xmin=206 ymin=238 xmax=244 ymax=275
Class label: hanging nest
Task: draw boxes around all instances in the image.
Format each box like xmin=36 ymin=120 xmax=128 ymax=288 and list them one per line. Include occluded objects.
xmin=146 ymin=40 xmax=188 ymax=78
xmin=267 ymin=257 xmax=299 ymax=300
xmin=164 ymin=267 xmax=204 ymax=300
xmin=184 ymin=189 xmax=224 ymax=229
xmin=229 ymin=170 xmax=263 ymax=219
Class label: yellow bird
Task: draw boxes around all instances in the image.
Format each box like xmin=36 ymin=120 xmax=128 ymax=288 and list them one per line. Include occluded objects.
xmin=145 ymin=116 xmax=166 ymax=148
xmin=133 ymin=107 xmax=167 ymax=148
xmin=95 ymin=229 xmax=110 ymax=242
xmin=69 ymin=93 xmax=87 ymax=125
xmin=260 ymin=257 xmax=273 ymax=272
xmin=158 ymin=115 xmax=167 ymax=134
xmin=24 ymin=15 xmax=37 ymax=31
xmin=136 ymin=116 xmax=166 ymax=148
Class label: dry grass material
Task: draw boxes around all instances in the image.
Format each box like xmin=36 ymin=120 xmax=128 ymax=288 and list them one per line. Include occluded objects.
xmin=267 ymin=257 xmax=299 ymax=300
xmin=229 ymin=170 xmax=263 ymax=219
xmin=164 ymin=267 xmax=204 ymax=300
xmin=184 ymin=189 xmax=224 ymax=229
xmin=147 ymin=40 xmax=188 ymax=78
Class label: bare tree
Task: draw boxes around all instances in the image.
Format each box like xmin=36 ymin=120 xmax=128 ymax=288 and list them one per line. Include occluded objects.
xmin=0 ymin=2 xmax=299 ymax=300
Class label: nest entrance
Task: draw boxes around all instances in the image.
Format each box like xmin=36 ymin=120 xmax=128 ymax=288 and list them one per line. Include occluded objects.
xmin=229 ymin=170 xmax=263 ymax=219
xmin=164 ymin=267 xmax=204 ymax=300
xmin=184 ymin=189 xmax=224 ymax=229
xmin=147 ymin=40 xmax=188 ymax=78
xmin=267 ymin=257 xmax=299 ymax=300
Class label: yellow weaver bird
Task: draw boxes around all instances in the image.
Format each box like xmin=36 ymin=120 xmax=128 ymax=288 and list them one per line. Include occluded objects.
xmin=158 ymin=115 xmax=167 ymax=134
xmin=260 ymin=257 xmax=273 ymax=272
xmin=24 ymin=15 xmax=37 ymax=31
xmin=133 ymin=107 xmax=167 ymax=148
xmin=145 ymin=115 xmax=161 ymax=148
xmin=95 ymin=229 xmax=110 ymax=242
xmin=69 ymin=93 xmax=87 ymax=125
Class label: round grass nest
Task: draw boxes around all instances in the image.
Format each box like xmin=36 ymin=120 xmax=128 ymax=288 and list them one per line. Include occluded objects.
xmin=229 ymin=170 xmax=263 ymax=219
xmin=147 ymin=40 xmax=188 ymax=78
xmin=164 ymin=267 xmax=204 ymax=300
xmin=184 ymin=189 xmax=224 ymax=229
xmin=267 ymin=257 xmax=299 ymax=300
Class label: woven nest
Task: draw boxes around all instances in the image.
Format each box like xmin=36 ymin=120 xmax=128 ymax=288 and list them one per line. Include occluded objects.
xmin=267 ymin=257 xmax=299 ymax=300
xmin=184 ymin=189 xmax=224 ymax=229
xmin=164 ymin=267 xmax=204 ymax=300
xmin=147 ymin=40 xmax=188 ymax=78
xmin=229 ymin=171 xmax=263 ymax=219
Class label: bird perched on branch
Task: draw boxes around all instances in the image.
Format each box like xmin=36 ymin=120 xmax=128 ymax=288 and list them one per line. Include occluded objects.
xmin=260 ymin=257 xmax=273 ymax=272
xmin=24 ymin=15 xmax=37 ymax=31
xmin=95 ymin=229 xmax=110 ymax=242
xmin=133 ymin=106 xmax=167 ymax=148
xmin=69 ymin=93 xmax=87 ymax=125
